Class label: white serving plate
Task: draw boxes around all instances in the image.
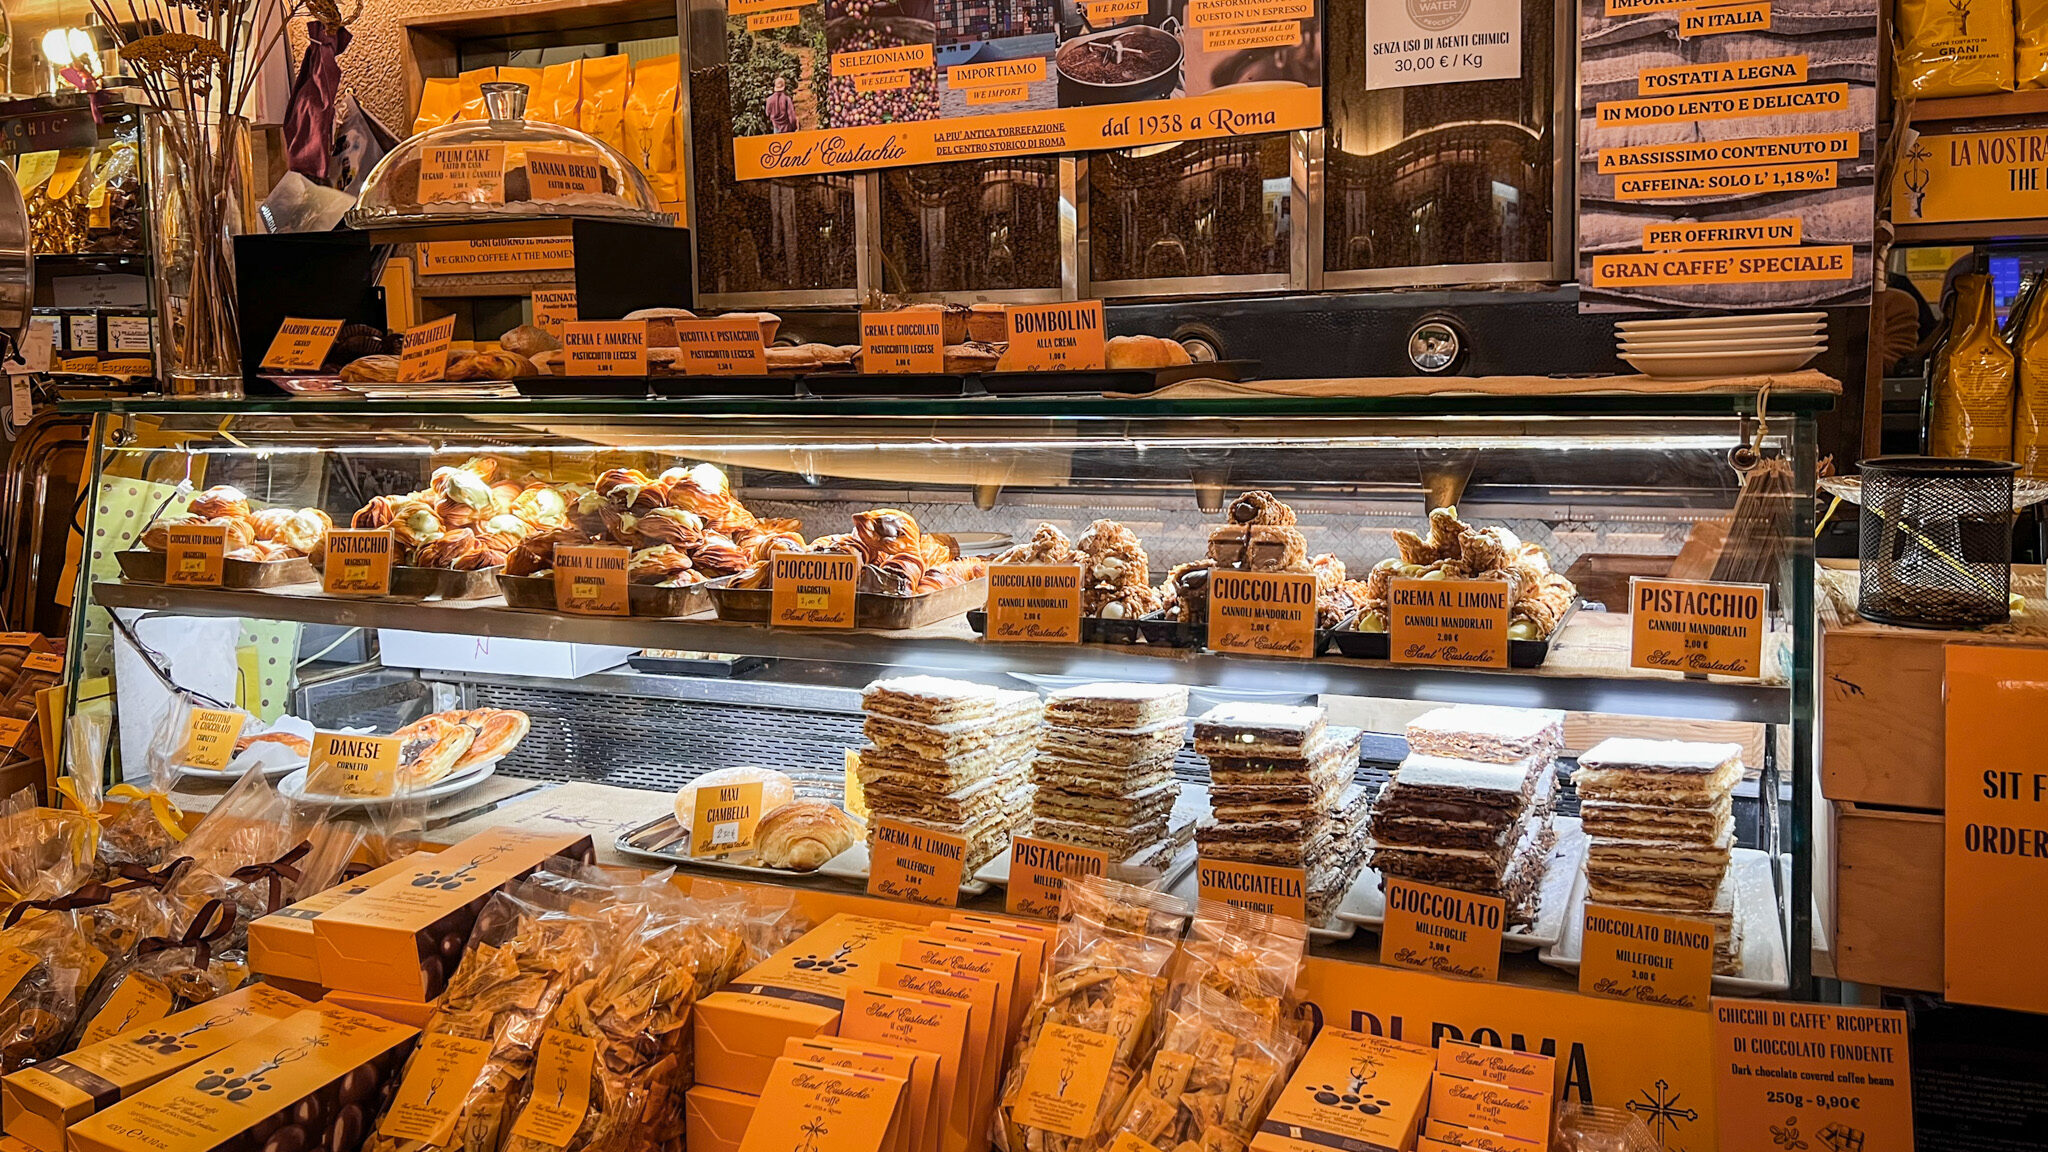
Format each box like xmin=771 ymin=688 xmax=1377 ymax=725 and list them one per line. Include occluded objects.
xmin=1615 ymin=311 xmax=1826 ymax=333
xmin=280 ymin=759 xmax=498 ymax=808
xmin=1618 ymin=334 xmax=1827 ymax=354
xmin=816 ymin=841 xmax=994 ymax=898
xmin=179 ymin=751 xmax=307 ymax=781
xmin=1336 ymin=816 xmax=1587 ymax=952
xmin=1536 ymin=847 xmax=1790 ymax=995
xmin=1622 ymin=348 xmax=1823 ymax=377
xmin=1615 ymin=323 xmax=1824 ymax=344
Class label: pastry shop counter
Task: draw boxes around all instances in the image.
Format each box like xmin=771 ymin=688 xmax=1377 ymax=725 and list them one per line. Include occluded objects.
xmin=92 ymin=581 xmax=1792 ymax=724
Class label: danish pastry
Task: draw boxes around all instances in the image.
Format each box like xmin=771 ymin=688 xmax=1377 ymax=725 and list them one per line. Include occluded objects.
xmin=391 ymin=715 xmax=476 ymax=789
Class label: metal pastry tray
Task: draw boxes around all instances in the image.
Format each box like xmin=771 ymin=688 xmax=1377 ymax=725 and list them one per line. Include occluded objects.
xmin=616 ymin=813 xmax=851 ymax=880
xmin=964 ymin=609 xmax=1197 ymax=647
xmin=496 ymin=573 xmax=722 ymax=617
xmin=1328 ymin=600 xmax=1584 ymax=668
xmin=117 ymin=549 xmax=316 ymax=589
xmin=626 ymin=653 xmax=767 ymax=677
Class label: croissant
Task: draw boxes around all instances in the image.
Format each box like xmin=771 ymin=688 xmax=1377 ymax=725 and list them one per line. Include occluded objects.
xmin=249 ymin=508 xmax=295 ymax=542
xmin=512 ymin=484 xmax=570 ymax=529
xmin=353 ymin=494 xmax=404 ymax=530
xmin=229 ymin=542 xmax=294 ymax=562
xmin=637 ymin=507 xmax=706 ymax=548
xmin=629 ymin=545 xmax=695 ymax=585
xmin=752 ymin=801 xmax=861 ymax=872
xmin=188 ymin=486 xmax=251 ymax=520
xmin=917 ymin=535 xmax=953 ymax=569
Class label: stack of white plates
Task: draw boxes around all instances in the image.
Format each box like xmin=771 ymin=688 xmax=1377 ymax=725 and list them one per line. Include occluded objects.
xmin=1616 ymin=312 xmax=1827 ymax=379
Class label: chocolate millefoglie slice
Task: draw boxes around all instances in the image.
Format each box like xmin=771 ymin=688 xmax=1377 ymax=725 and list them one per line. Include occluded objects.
xmin=1202 ymin=725 xmax=1362 ymax=783
xmin=1193 ymin=702 xmax=1327 ymax=759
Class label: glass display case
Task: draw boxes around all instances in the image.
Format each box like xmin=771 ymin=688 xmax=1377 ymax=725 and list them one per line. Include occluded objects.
xmin=59 ymin=388 xmax=1821 ymax=995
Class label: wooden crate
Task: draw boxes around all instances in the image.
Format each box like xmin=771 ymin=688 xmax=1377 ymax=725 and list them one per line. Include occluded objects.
xmin=1833 ymin=801 xmax=1943 ymax=992
xmin=1820 ymin=562 xmax=2048 ymax=810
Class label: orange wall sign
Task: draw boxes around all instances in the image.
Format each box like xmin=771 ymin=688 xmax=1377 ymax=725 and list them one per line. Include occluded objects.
xmin=1944 ymin=644 xmax=2048 ymax=1014
xmin=1895 ymin=126 xmax=2048 ymax=225
xmin=1711 ymin=1000 xmax=1913 ymax=1152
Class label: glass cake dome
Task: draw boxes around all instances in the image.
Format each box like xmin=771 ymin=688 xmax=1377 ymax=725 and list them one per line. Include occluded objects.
xmin=346 ymin=82 xmax=670 ymax=227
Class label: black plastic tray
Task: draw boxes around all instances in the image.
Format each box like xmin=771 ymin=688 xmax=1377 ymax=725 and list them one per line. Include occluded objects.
xmin=978 ymin=359 xmax=1255 ymax=396
xmin=966 ymin=609 xmax=1197 ymax=647
xmin=516 ymin=375 xmax=653 ymax=398
xmin=1328 ymin=601 xmax=1582 ymax=668
xmin=627 ymin=654 xmax=768 ymax=678
xmin=649 ymin=375 xmax=801 ymax=398
xmin=802 ymin=373 xmax=967 ymax=398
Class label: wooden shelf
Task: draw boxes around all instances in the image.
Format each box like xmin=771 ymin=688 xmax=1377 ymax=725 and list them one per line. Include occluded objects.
xmin=1905 ymin=88 xmax=2048 ymax=124
xmin=1891 ymin=218 xmax=2048 ymax=244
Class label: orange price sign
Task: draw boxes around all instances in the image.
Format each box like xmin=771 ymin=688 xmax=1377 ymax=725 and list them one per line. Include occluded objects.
xmin=1380 ymin=877 xmax=1503 ymax=981
xmin=1387 ymin=577 xmax=1510 ymax=669
xmin=867 ymin=817 xmax=966 ymax=906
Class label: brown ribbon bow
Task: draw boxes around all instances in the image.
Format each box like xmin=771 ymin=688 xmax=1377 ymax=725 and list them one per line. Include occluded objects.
xmin=231 ymin=842 xmax=313 ymax=914
xmin=136 ymin=899 xmax=236 ymax=970
xmin=3 ymin=883 xmax=115 ymax=928
xmin=110 ymin=856 xmax=194 ymax=894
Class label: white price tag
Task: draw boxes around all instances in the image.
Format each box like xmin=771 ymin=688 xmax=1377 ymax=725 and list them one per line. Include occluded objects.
xmin=9 ymin=377 xmax=31 ymax=427
xmin=711 ymin=822 xmax=740 ymax=847
xmin=9 ymin=318 xmax=55 ymax=375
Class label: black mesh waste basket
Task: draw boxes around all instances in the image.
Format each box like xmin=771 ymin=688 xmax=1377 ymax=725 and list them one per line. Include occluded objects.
xmin=1858 ymin=456 xmax=2019 ymax=628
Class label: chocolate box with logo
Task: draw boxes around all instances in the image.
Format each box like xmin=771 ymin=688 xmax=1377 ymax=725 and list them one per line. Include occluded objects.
xmin=311 ymin=827 xmax=593 ymax=1001
xmin=65 ymin=1003 xmax=418 ymax=1152
xmin=1 ymin=984 xmax=313 ymax=1152
xmin=248 ymin=853 xmax=438 ymax=988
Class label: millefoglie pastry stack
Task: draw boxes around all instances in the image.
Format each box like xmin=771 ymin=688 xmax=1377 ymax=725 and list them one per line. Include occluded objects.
xmin=1029 ymin=682 xmax=1189 ymax=866
xmin=857 ymin=675 xmax=1039 ymax=872
xmin=1193 ymin=702 xmax=1371 ymax=922
xmin=1368 ymin=704 xmax=1563 ymax=928
xmin=1572 ymin=737 xmax=1745 ymax=973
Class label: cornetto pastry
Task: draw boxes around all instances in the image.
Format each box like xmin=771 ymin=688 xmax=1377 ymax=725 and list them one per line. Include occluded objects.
xmin=497 ymin=323 xmax=558 ymax=356
xmin=753 ymin=800 xmax=862 ymax=871
xmin=624 ymin=306 xmax=697 ymax=346
xmin=389 ymin=714 xmax=476 ymax=789
xmin=235 ymin=729 xmax=313 ymax=758
xmin=942 ymin=341 xmax=1001 ymax=373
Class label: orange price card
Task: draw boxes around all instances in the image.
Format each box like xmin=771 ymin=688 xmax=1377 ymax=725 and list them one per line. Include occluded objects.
xmin=867 ymin=817 xmax=967 ymax=906
xmin=258 ymin=318 xmax=343 ymax=372
xmin=1578 ymin=903 xmax=1715 ymax=1010
xmin=323 ymin=529 xmax=394 ymax=595
xmin=1196 ymin=857 xmax=1306 ymax=921
xmin=164 ymin=523 xmax=225 ymax=587
xmin=1629 ymin=576 xmax=1768 ymax=678
xmin=860 ymin=311 xmax=945 ymax=374
xmin=1005 ymin=837 xmax=1108 ymax=919
xmin=1387 ymin=577 xmax=1510 ymax=669
xmin=1379 ymin=877 xmax=1503 ymax=981
xmin=771 ymin=552 xmax=858 ymax=628
xmin=984 ymin=564 xmax=1081 ymax=643
xmin=562 ymin=320 xmax=648 ymax=376
xmin=396 ymin=315 xmax=456 ymax=383
xmin=998 ymin=301 xmax=1105 ymax=371
xmin=1712 ymin=1000 xmax=1914 ymax=1152
xmin=1206 ymin=569 xmax=1316 ymax=657
xmin=674 ymin=318 xmax=768 ymax=375
xmin=553 ymin=544 xmax=630 ymax=615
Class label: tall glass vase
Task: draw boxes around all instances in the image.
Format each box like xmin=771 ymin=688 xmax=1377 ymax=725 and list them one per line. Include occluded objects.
xmin=146 ymin=111 xmax=255 ymax=398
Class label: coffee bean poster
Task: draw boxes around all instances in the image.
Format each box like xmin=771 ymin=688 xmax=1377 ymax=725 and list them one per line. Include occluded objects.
xmin=1576 ymin=0 xmax=1878 ymax=311
xmin=726 ymin=0 xmax=1324 ymax=177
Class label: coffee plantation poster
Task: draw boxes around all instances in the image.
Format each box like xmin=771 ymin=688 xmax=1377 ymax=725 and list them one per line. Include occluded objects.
xmin=1576 ymin=0 xmax=1878 ymax=310
xmin=725 ymin=0 xmax=1324 ymax=176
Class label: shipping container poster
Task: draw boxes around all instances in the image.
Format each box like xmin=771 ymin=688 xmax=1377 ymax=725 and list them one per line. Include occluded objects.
xmin=1576 ymin=0 xmax=1878 ymax=311
xmin=724 ymin=0 xmax=1323 ymax=177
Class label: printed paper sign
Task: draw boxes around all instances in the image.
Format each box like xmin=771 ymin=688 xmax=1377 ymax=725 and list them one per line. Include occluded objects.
xmin=323 ymin=529 xmax=394 ymax=595
xmin=165 ymin=523 xmax=226 ymax=587
xmin=772 ymin=552 xmax=858 ymax=628
xmin=675 ymin=318 xmax=768 ymax=375
xmin=985 ymin=565 xmax=1082 ymax=643
xmin=1578 ymin=903 xmax=1715 ymax=1010
xmin=554 ymin=544 xmax=630 ymax=616
xmin=1006 ymin=837 xmax=1108 ymax=919
xmin=380 ymin=1035 xmax=496 ymax=1144
xmin=1428 ymin=1073 xmax=1551 ymax=1145
xmin=1712 ymin=1001 xmax=1914 ymax=1152
xmin=1208 ymin=570 xmax=1317 ymax=657
xmin=308 ymin=732 xmax=401 ymax=798
xmin=417 ymin=238 xmax=576 ymax=273
xmin=1388 ymin=577 xmax=1510 ymax=668
xmin=1896 ymin=125 xmax=2048 ymax=225
xmin=418 ymin=143 xmax=507 ymax=204
xmin=524 ymin=150 xmax=606 ymax=199
xmin=861 ymin=311 xmax=945 ymax=374
xmin=1629 ymin=577 xmax=1768 ymax=678
xmin=562 ymin=320 xmax=648 ymax=376
xmin=691 ymin=780 xmax=766 ymax=857
xmin=867 ymin=817 xmax=967 ymax=906
xmin=1436 ymin=1039 xmax=1555 ymax=1095
xmin=1380 ymin=877 xmax=1504 ymax=981
xmin=177 ymin=708 xmax=246 ymax=772
xmin=259 ymin=318 xmax=343 ymax=372
xmin=397 ymin=315 xmax=457 ymax=383
xmin=1944 ymin=645 xmax=2048 ymax=1014
xmin=107 ymin=314 xmax=153 ymax=352
xmin=999 ymin=302 xmax=1107 ymax=372
xmin=1365 ymin=0 xmax=1521 ymax=89
xmin=1197 ymin=857 xmax=1307 ymax=921
xmin=1011 ymin=1023 xmax=1118 ymax=1137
